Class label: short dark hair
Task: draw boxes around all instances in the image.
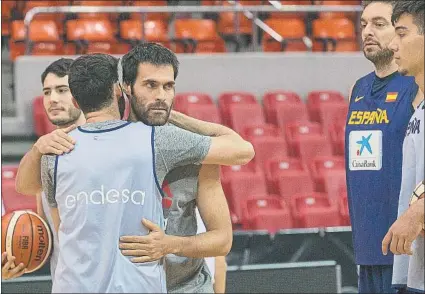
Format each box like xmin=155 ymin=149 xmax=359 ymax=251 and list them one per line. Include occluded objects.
xmin=362 ymin=0 xmax=394 ymax=9
xmin=41 ymin=58 xmax=73 ymax=84
xmin=121 ymin=42 xmax=179 ymax=89
xmin=68 ymin=54 xmax=119 ymax=113
xmin=392 ymin=0 xmax=424 ymax=35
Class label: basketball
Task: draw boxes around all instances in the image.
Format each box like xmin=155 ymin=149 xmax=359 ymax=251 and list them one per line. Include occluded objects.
xmin=1 ymin=210 xmax=52 ymax=273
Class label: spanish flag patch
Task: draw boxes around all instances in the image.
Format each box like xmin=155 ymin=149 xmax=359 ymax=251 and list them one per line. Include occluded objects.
xmin=386 ymin=92 xmax=398 ymax=102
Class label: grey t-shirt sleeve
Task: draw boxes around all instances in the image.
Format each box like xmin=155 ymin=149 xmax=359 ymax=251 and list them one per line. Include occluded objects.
xmin=154 ymin=124 xmax=212 ymax=185
xmin=40 ymin=155 xmax=57 ymax=208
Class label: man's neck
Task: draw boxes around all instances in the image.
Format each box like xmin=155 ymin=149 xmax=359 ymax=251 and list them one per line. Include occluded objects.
xmin=375 ymin=61 xmax=398 ymax=78
xmin=85 ymin=106 xmax=121 ymax=123
xmin=128 ymin=107 xmax=137 ymax=122
xmin=415 ymin=71 xmax=424 ymax=94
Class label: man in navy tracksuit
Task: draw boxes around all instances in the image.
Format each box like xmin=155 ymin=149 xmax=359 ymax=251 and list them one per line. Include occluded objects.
xmin=345 ymin=1 xmax=422 ymax=293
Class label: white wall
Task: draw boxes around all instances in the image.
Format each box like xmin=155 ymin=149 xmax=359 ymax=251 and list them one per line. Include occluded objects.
xmin=2 ymin=52 xmax=373 ymax=136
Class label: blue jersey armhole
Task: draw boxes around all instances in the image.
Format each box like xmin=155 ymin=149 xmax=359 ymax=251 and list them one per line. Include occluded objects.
xmin=151 ymin=126 xmax=166 ymax=198
xmin=53 ymin=155 xmax=59 ymax=201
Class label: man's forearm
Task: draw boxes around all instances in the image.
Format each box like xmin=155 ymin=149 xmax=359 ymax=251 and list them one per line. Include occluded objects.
xmin=166 ymin=230 xmax=232 ymax=258
xmin=214 ymin=256 xmax=227 ymax=293
xmin=409 ymin=197 xmax=425 ymax=224
xmin=169 ymin=110 xmax=236 ymax=137
xmin=15 ymin=146 xmax=43 ymax=195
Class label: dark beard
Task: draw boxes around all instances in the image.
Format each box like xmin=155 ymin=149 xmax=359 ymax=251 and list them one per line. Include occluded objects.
xmin=364 ymin=47 xmax=394 ymax=70
xmin=51 ymin=108 xmax=81 ymax=126
xmin=130 ymin=96 xmax=171 ymax=126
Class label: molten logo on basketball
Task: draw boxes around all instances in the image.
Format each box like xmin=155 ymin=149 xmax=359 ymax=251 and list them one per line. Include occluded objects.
xmin=34 ymin=225 xmax=46 ymax=262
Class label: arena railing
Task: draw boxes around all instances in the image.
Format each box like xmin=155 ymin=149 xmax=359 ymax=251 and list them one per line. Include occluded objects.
xmin=23 ymin=4 xmax=362 ymax=54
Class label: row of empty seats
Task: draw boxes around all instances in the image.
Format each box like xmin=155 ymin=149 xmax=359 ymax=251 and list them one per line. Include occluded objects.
xmin=2 ymin=156 xmax=349 ymax=232
xmin=2 ymin=0 xmax=361 ymax=59
xmin=221 ymin=155 xmax=347 ymax=230
xmin=34 ymin=90 xmax=348 ymax=157
xmin=7 ymin=17 xmax=358 ymax=60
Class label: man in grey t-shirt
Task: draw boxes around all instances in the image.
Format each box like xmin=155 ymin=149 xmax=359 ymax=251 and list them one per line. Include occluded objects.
xmin=117 ymin=44 xmax=234 ymax=293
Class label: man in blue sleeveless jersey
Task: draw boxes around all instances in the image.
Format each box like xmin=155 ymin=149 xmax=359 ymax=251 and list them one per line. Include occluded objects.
xmin=40 ymin=53 xmax=253 ymax=293
xmin=345 ymin=1 xmax=422 ymax=293
xmin=15 ymin=45 xmax=237 ymax=292
xmin=381 ymin=1 xmax=424 ymax=293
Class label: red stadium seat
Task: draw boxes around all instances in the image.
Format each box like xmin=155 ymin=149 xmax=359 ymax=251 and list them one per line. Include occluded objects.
xmin=329 ymin=118 xmax=346 ymax=156
xmin=200 ymin=0 xmax=221 ymax=5
xmin=245 ymin=124 xmax=288 ymax=168
xmin=339 ymin=189 xmax=351 ymax=226
xmin=317 ymin=0 xmax=357 ymax=20
xmin=221 ymin=161 xmax=258 ymax=178
xmin=241 ymin=196 xmax=293 ymax=233
xmin=263 ymin=90 xmax=302 ymax=125
xmin=2 ymin=166 xmax=37 ymax=214
xmin=23 ymin=1 xmax=67 ymax=23
xmin=66 ymin=19 xmax=115 ymax=42
xmin=29 ymin=20 xmax=63 ymax=56
xmin=275 ymin=103 xmax=309 ymax=131
xmin=1 ymin=1 xmax=15 ymax=20
xmin=310 ymin=156 xmax=345 ymax=191
xmin=244 ymin=124 xmax=282 ymax=138
xmin=174 ymin=92 xmax=214 ymax=113
xmin=217 ymin=2 xmax=253 ymax=35
xmin=129 ymin=0 xmax=169 ymax=22
xmin=298 ymin=136 xmax=333 ymax=164
xmin=285 ymin=121 xmax=333 ymax=162
xmin=285 ymin=121 xmax=323 ymax=142
xmin=173 ymin=92 xmax=220 ymax=122
xmin=263 ymin=18 xmax=308 ymax=52
xmin=120 ymin=20 xmax=169 ymax=44
xmin=312 ymin=18 xmax=358 ymax=52
xmin=2 ymin=1 xmax=15 ymax=37
xmin=9 ymin=21 xmax=27 ymax=61
xmin=265 ymin=157 xmax=314 ymax=202
xmin=221 ymin=162 xmax=267 ymax=220
xmin=219 ymin=91 xmax=257 ymax=106
xmin=306 ymin=90 xmax=346 ymax=122
xmin=9 ymin=20 xmax=63 ymax=60
xmin=228 ymin=104 xmax=266 ymax=134
xmin=174 ymin=19 xmax=226 ymax=53
xmin=1 ymin=165 xmax=18 ymax=180
xmin=218 ymin=91 xmax=258 ymax=126
xmin=73 ymin=0 xmax=122 ymax=21
xmin=268 ymin=1 xmax=307 ymax=20
xmin=186 ymin=104 xmax=222 ymax=124
xmin=322 ymin=170 xmax=347 ymax=204
xmin=161 ymin=180 xmax=174 ymax=209
xmin=318 ymin=102 xmax=349 ymax=135
xmin=66 ymin=19 xmax=128 ymax=54
xmin=290 ymin=193 xmax=341 ymax=228
xmin=33 ymin=96 xmax=56 ymax=137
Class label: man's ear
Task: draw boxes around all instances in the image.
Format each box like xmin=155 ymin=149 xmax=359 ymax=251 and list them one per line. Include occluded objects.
xmin=72 ymin=97 xmax=80 ymax=110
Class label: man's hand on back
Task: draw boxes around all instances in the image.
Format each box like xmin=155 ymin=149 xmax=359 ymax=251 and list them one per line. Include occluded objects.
xmin=119 ymin=219 xmax=173 ymax=263
xmin=34 ymin=125 xmax=77 ymax=155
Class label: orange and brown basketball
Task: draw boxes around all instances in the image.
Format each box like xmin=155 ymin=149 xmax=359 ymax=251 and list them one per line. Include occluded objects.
xmin=1 ymin=210 xmax=52 ymax=273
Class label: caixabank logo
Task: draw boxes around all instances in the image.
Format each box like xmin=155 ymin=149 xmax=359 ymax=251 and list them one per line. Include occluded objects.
xmin=349 ymin=130 xmax=383 ymax=171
